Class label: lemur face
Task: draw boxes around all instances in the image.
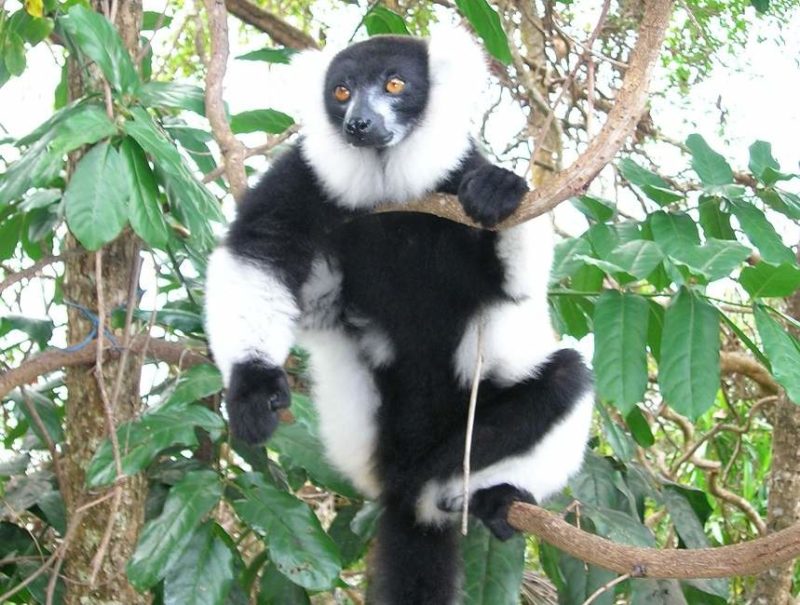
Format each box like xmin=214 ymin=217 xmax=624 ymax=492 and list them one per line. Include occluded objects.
xmin=323 ymin=36 xmax=430 ymax=149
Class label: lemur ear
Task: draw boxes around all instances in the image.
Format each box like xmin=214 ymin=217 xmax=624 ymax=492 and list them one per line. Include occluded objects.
xmin=426 ymin=25 xmax=489 ymax=99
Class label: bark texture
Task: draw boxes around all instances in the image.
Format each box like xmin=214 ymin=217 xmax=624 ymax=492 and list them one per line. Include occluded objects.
xmin=61 ymin=2 xmax=149 ymax=603
xmin=751 ymin=250 xmax=800 ymax=605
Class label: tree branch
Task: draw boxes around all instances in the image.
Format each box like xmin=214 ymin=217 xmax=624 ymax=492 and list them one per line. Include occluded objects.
xmin=377 ymin=0 xmax=674 ymax=229
xmin=720 ymin=351 xmax=779 ymax=394
xmin=508 ymin=502 xmax=800 ymax=578
xmin=205 ymin=0 xmax=248 ymax=200
xmin=0 ymin=336 xmax=208 ymax=400
xmin=224 ymin=0 xmax=317 ymax=49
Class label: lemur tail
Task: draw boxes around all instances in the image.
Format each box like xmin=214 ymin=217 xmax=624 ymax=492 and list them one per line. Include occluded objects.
xmin=366 ymin=502 xmax=460 ymax=605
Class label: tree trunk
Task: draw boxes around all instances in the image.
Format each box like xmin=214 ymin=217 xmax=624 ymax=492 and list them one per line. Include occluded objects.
xmin=61 ymin=2 xmax=149 ymax=604
xmin=751 ymin=251 xmax=800 ymax=605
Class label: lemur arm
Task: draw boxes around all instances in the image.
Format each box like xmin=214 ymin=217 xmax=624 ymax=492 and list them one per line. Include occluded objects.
xmin=437 ymin=141 xmax=528 ymax=228
xmin=205 ymin=147 xmax=334 ymax=444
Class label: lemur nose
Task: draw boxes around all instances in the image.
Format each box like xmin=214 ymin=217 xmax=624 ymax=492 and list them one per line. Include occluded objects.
xmin=346 ymin=118 xmax=372 ymax=135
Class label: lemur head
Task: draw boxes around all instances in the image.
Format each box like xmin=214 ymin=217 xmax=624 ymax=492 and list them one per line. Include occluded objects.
xmin=323 ymin=37 xmax=429 ymax=149
xmin=292 ymin=27 xmax=489 ymax=208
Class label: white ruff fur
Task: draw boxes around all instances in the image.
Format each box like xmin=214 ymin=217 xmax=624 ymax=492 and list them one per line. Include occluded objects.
xmin=205 ymin=247 xmax=298 ymax=383
xmin=292 ymin=26 xmax=489 ymax=208
xmin=296 ymin=329 xmax=381 ymax=498
xmin=454 ymin=217 xmax=558 ymax=386
xmin=417 ymin=390 xmax=595 ymax=525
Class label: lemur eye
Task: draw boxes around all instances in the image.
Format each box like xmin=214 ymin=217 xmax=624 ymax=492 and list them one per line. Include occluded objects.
xmin=385 ymin=78 xmax=405 ymax=94
xmin=334 ymin=86 xmax=351 ymax=102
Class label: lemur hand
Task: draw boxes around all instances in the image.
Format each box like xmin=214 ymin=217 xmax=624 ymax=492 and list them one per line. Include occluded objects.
xmin=226 ymin=361 xmax=291 ymax=444
xmin=457 ymin=165 xmax=528 ymax=228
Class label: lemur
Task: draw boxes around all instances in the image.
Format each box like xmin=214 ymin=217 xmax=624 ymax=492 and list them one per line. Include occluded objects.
xmin=205 ymin=28 xmax=594 ymax=604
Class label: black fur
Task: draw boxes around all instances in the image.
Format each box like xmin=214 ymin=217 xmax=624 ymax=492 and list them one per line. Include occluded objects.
xmin=216 ymin=36 xmax=593 ymax=605
xmin=324 ymin=36 xmax=430 ymax=146
xmin=227 ymin=360 xmax=291 ymax=444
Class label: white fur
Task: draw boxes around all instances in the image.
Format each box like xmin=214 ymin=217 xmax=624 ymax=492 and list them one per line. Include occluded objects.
xmin=454 ymin=217 xmax=558 ymax=386
xmin=416 ymin=390 xmax=594 ymax=524
xmin=292 ymin=26 xmax=489 ymax=208
xmin=296 ymin=328 xmax=382 ymax=498
xmin=205 ymin=247 xmax=299 ymax=383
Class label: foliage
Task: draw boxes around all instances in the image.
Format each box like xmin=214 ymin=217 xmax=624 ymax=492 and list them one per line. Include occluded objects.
xmin=1 ymin=1 xmax=799 ymax=604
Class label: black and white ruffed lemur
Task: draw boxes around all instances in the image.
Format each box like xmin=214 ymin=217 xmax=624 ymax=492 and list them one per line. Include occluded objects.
xmin=205 ymin=27 xmax=594 ymax=605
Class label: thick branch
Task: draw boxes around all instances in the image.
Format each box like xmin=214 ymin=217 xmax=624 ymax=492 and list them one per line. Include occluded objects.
xmin=0 ymin=336 xmax=208 ymax=400
xmin=380 ymin=0 xmax=674 ymax=228
xmin=720 ymin=351 xmax=779 ymax=394
xmin=224 ymin=0 xmax=317 ymax=49
xmin=205 ymin=0 xmax=248 ymax=200
xmin=508 ymin=502 xmax=800 ymax=578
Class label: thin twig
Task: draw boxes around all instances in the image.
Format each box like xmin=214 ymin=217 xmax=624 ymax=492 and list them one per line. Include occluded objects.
xmin=527 ymin=0 xmax=611 ymax=179
xmin=89 ymin=250 xmax=124 ymax=587
xmin=581 ymin=573 xmax=631 ymax=605
xmin=461 ymin=319 xmax=484 ymax=535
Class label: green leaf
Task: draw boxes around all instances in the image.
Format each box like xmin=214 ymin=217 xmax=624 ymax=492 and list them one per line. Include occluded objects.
xmin=754 ymin=306 xmax=800 ymax=402
xmin=271 ymin=420 xmax=359 ymax=498
xmin=649 ymin=211 xmax=700 ymax=256
xmin=461 ymin=520 xmax=525 ymax=605
xmin=0 ymin=315 xmax=54 ymax=349
xmin=740 ymin=262 xmax=800 ymax=298
xmin=659 ymin=289 xmax=720 ymax=419
xmin=454 ymin=0 xmax=512 ymax=64
xmin=168 ymin=125 xmax=218 ymax=176
xmin=698 ymin=196 xmax=736 ymax=240
xmin=120 ymin=138 xmax=170 ymax=249
xmin=751 ymin=0 xmax=770 ymax=12
xmin=626 ymin=406 xmax=655 ymax=448
xmin=258 ymin=564 xmax=311 ymax=605
xmin=599 ymin=403 xmax=635 ymax=462
xmin=663 ymin=488 xmax=709 ymax=549
xmin=730 ymin=200 xmax=795 ymax=265
xmin=604 ymin=240 xmax=664 ymax=280
xmin=230 ymin=109 xmax=295 ymax=135
xmin=363 ymin=5 xmax=410 ymax=35
xmin=237 ymin=47 xmax=298 ymax=64
xmin=559 ymin=552 xmax=616 ymax=605
xmin=59 ymin=5 xmax=140 ymax=95
xmin=668 ymin=239 xmax=751 ymax=281
xmin=618 ymin=158 xmax=683 ymax=205
xmin=166 ymin=364 xmax=224 ymax=407
xmin=571 ymin=194 xmax=616 ymax=222
xmin=327 ymin=505 xmax=369 ymax=568
xmin=551 ymin=237 xmax=592 ymax=281
xmin=593 ymin=291 xmax=649 ymax=413
xmin=128 ymin=470 xmax=223 ymax=590
xmin=142 ymin=10 xmax=173 ymax=30
xmin=685 ymin=134 xmax=733 ymax=187
xmin=720 ymin=313 xmax=770 ymax=369
xmin=124 ymin=108 xmax=221 ymax=252
xmin=163 ymin=522 xmax=234 ymax=605
xmin=0 ymin=102 xmax=115 ymax=207
xmin=647 ymin=300 xmax=665 ymax=363
xmin=759 ymin=189 xmax=800 ymax=220
xmin=748 ymin=140 xmax=781 ymax=184
xmin=140 ymin=81 xmax=206 ymax=115
xmin=233 ymin=476 xmax=341 ymax=591
xmin=49 ymin=104 xmax=118 ymax=154
xmin=86 ymin=403 xmax=225 ymax=488
xmin=631 ymin=579 xmax=688 ymax=605
xmin=64 ymin=142 xmax=129 ymax=250
xmin=4 ymin=31 xmax=27 ymax=76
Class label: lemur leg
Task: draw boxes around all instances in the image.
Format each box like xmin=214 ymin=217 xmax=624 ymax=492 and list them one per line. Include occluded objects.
xmin=415 ymin=348 xmax=594 ymax=534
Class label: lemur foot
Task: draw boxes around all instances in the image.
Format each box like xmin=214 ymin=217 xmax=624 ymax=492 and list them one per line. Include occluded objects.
xmin=457 ymin=165 xmax=528 ymax=228
xmin=227 ymin=361 xmax=291 ymax=444
xmin=470 ymin=484 xmax=536 ymax=541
